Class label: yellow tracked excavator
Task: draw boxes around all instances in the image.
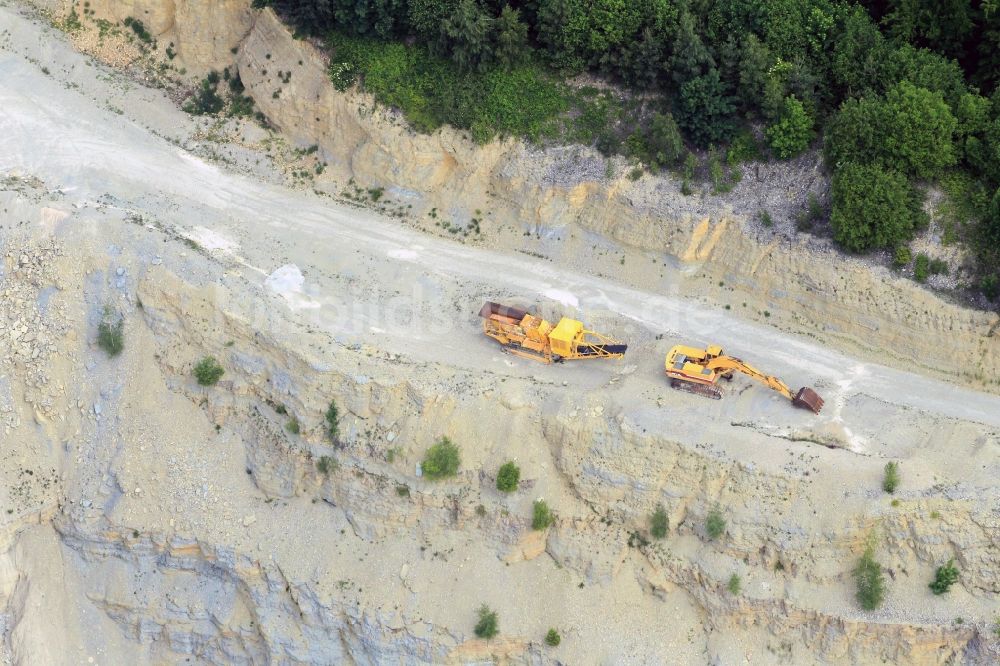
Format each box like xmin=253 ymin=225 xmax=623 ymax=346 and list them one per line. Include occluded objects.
xmin=665 ymin=344 xmax=824 ymax=414
xmin=479 ymin=301 xmax=627 ymax=364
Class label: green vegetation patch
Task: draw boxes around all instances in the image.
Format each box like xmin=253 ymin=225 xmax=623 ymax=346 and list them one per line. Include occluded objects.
xmin=328 ymin=33 xmax=566 ymax=144
xmin=325 ymin=400 xmax=339 ymax=441
xmin=649 ymin=504 xmax=668 ymax=539
xmin=97 ymin=306 xmax=124 ymax=357
xmin=317 ymin=455 xmax=338 ymax=475
xmin=929 ymin=559 xmax=959 ymax=595
xmin=854 ymin=544 xmax=886 ymax=610
xmin=705 ymin=507 xmax=725 ymax=540
xmin=194 ymin=356 xmax=225 ymax=386
xmin=123 ymin=17 xmax=153 ymax=44
xmin=474 ymin=605 xmax=499 ymax=639
xmin=882 ymin=461 xmax=900 ymax=493
xmin=532 ymin=499 xmax=553 ymax=530
xmin=496 ymin=461 xmax=520 ymax=493
xmin=422 ymin=436 xmax=460 ymax=480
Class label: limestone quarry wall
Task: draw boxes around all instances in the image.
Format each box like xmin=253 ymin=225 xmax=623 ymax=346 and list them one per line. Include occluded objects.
xmin=121 ymin=267 xmax=997 ymax=664
xmin=5 ymin=4 xmax=1000 ymax=663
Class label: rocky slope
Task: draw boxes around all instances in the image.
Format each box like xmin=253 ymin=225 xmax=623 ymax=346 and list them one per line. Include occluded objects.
xmin=1 ymin=2 xmax=999 ymax=664
xmin=1 ymin=194 xmax=996 ymax=664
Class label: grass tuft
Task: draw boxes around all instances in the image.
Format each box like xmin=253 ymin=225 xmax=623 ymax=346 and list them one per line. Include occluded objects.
xmin=650 ymin=504 xmax=668 ymax=539
xmin=97 ymin=306 xmax=124 ymax=357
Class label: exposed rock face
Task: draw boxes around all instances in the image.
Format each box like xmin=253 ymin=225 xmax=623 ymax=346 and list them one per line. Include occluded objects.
xmin=79 ymin=0 xmax=253 ymax=72
xmin=3 ymin=239 xmax=984 ymax=664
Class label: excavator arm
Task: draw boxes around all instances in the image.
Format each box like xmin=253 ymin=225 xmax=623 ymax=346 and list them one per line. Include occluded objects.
xmin=706 ymin=356 xmax=795 ymax=400
xmin=706 ymin=355 xmax=824 ymax=413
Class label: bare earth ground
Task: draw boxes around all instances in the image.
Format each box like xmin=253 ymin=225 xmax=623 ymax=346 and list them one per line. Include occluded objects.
xmin=0 ymin=3 xmax=999 ymax=665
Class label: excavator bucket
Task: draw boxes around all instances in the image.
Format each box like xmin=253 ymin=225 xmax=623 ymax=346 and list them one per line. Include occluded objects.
xmin=792 ymin=387 xmax=824 ymax=414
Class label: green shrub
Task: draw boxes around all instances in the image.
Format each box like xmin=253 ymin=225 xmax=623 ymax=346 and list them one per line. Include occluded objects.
xmin=977 ymin=190 xmax=1000 ymax=287
xmin=329 ymin=61 xmax=357 ymax=90
xmin=682 ymin=152 xmax=698 ymax=181
xmin=649 ymin=504 xmax=668 ymax=539
xmin=194 ymin=356 xmax=224 ymax=386
xmin=123 ymin=17 xmax=153 ymax=44
xmin=228 ymin=93 xmax=255 ymax=118
xmin=883 ymin=461 xmax=900 ymax=493
xmin=496 ymin=461 xmax=520 ymax=493
xmin=854 ymin=545 xmax=886 ymax=610
xmin=807 ymin=193 xmax=825 ymax=222
xmin=766 ymin=96 xmax=814 ymax=159
xmin=285 ymin=418 xmax=300 ymax=434
xmin=317 ymin=455 xmax=338 ymax=475
xmin=422 ymin=437 xmax=460 ymax=480
xmin=914 ymin=253 xmax=930 ymax=282
xmin=760 ymin=210 xmax=774 ymax=228
xmin=474 ymin=605 xmax=498 ymax=639
xmin=183 ymin=74 xmax=225 ymax=115
xmin=705 ymin=507 xmax=725 ymax=539
xmin=727 ymin=573 xmax=742 ymax=595
xmin=532 ymin=499 xmax=553 ymax=530
xmin=893 ymin=245 xmax=912 ymax=267
xmin=545 ymin=628 xmax=561 ymax=646
xmin=830 ymin=162 xmax=919 ymax=252
xmin=625 ymin=112 xmax=685 ymax=169
xmin=325 ymin=400 xmax=339 ymax=440
xmin=727 ymin=131 xmax=762 ymax=165
xmin=929 ymin=559 xmax=959 ymax=595
xmin=675 ymin=70 xmax=735 ymax=147
xmin=982 ymin=274 xmax=1000 ymax=301
xmin=825 ymin=82 xmax=957 ymax=178
xmin=708 ymin=149 xmax=725 ymax=192
xmin=97 ymin=307 xmax=124 ymax=357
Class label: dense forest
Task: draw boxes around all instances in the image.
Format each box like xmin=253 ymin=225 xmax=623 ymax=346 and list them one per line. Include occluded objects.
xmin=258 ymin=0 xmax=1000 ymax=302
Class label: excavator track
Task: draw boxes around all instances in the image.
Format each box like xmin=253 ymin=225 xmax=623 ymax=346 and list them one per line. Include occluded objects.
xmin=670 ymin=378 xmax=723 ymax=400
